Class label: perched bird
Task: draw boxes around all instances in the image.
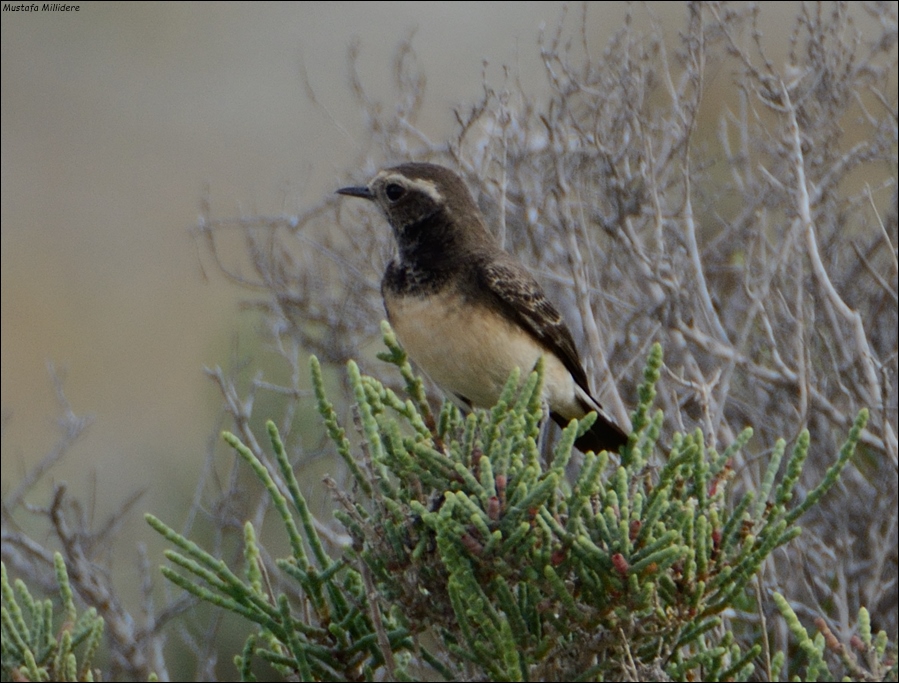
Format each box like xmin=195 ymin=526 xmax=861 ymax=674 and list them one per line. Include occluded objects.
xmin=337 ymin=162 xmax=628 ymax=453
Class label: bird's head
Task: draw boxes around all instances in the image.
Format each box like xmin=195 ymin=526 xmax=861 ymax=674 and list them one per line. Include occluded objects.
xmin=337 ymin=163 xmax=488 ymax=251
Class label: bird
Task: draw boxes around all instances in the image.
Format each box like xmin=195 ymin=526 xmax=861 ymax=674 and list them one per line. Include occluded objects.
xmin=337 ymin=162 xmax=628 ymax=454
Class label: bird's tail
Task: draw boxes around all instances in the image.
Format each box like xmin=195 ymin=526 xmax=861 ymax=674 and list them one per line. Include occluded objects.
xmin=551 ymin=396 xmax=629 ymax=454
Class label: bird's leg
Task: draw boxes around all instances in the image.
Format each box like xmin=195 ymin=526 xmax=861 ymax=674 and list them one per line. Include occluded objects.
xmin=538 ymin=397 xmax=554 ymax=468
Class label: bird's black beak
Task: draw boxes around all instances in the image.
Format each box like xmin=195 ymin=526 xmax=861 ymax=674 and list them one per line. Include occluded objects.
xmin=336 ymin=185 xmax=374 ymax=200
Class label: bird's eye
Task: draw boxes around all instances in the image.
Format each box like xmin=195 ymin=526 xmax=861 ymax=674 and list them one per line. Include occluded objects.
xmin=385 ymin=183 xmax=405 ymax=202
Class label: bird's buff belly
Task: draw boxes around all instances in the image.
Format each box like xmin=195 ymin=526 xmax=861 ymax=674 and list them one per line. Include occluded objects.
xmin=384 ymin=288 xmax=581 ymax=416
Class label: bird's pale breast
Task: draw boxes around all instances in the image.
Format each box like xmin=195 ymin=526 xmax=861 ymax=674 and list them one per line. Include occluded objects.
xmin=384 ymin=286 xmax=584 ymax=418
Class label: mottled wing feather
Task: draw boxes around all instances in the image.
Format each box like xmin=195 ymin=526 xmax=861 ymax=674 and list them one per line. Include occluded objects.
xmin=480 ymin=257 xmax=629 ymax=453
xmin=478 ymin=257 xmax=591 ymax=393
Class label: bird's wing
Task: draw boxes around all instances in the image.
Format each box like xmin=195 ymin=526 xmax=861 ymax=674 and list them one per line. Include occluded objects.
xmin=477 ymin=255 xmax=591 ymax=394
xmin=478 ymin=253 xmax=629 ymax=453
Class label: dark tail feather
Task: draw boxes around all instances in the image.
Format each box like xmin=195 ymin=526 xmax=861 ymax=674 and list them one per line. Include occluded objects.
xmin=551 ymin=411 xmax=629 ymax=454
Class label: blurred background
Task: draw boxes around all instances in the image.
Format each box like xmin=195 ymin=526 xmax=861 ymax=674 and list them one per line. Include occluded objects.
xmin=2 ymin=3 xmax=657 ymax=674
xmin=2 ymin=1 xmax=671 ymax=561
xmin=4 ymin=3 xmax=893 ymax=680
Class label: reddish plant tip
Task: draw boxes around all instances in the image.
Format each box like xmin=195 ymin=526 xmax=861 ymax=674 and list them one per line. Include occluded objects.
xmin=611 ymin=553 xmax=629 ymax=576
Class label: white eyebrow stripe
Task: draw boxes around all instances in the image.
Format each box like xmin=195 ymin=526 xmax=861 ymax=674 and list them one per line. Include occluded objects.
xmin=377 ymin=173 xmax=444 ymax=204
